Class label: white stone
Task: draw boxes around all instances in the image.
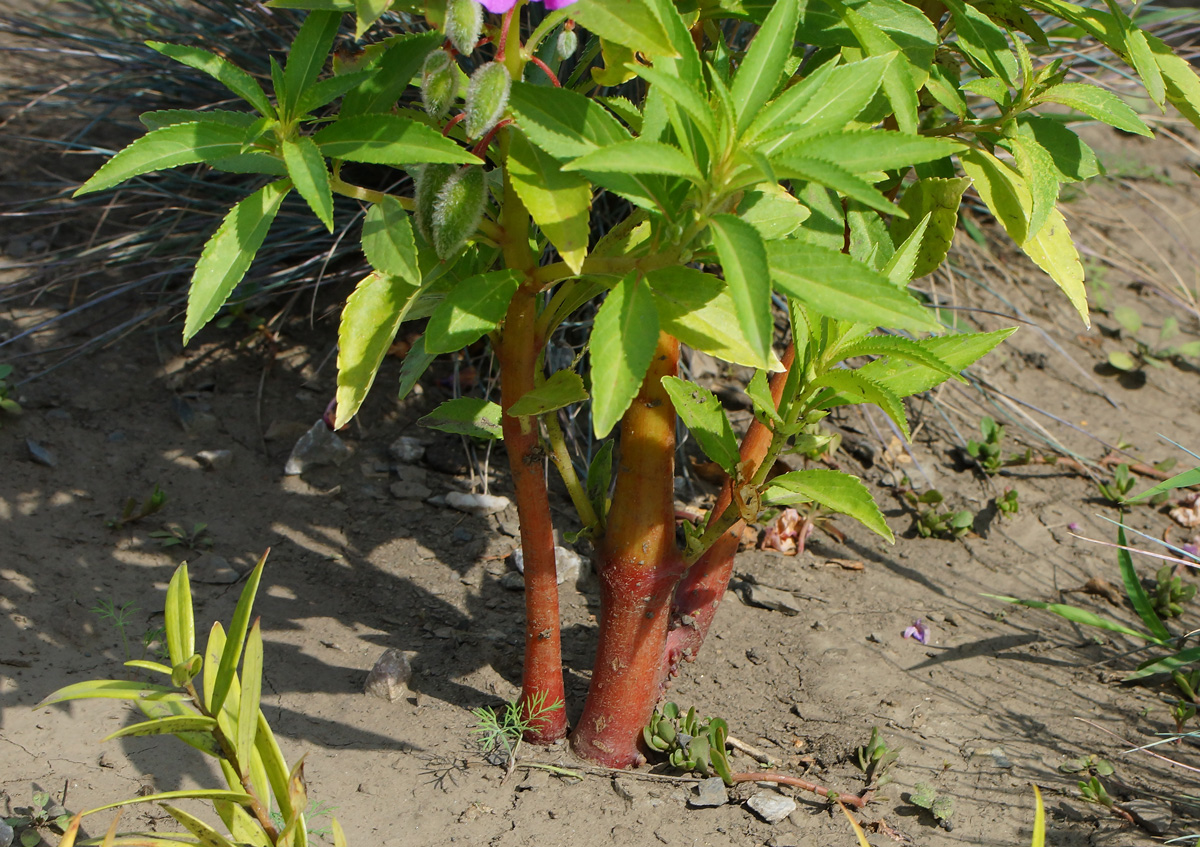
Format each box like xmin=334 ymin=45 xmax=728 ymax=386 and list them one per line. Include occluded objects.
xmin=746 ymin=792 xmax=797 ymax=823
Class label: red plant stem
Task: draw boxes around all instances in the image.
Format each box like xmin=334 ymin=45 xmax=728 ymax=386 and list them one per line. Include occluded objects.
xmin=497 ymin=163 xmax=567 ymax=744
xmin=472 ymin=118 xmax=513 ymax=158
xmin=571 ymin=332 xmax=684 ymax=767
xmin=730 ymin=772 xmax=871 ymax=809
xmin=527 ymin=55 xmax=561 ymax=87
xmin=495 ymin=4 xmax=516 ymax=61
xmin=442 ymin=112 xmax=467 ymax=137
xmin=666 ymin=344 xmax=796 ymax=666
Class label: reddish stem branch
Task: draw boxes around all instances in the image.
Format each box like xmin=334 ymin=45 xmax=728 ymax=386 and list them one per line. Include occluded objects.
xmin=730 ymin=773 xmax=872 ymax=809
xmin=527 ymin=55 xmax=561 ymax=86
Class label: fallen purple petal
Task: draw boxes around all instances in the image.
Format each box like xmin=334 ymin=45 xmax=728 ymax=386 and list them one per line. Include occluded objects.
xmin=1067 ymin=522 xmax=1080 ymax=532
xmin=903 ymin=619 xmax=930 ymax=644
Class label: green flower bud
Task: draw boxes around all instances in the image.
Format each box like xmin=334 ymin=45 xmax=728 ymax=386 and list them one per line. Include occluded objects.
xmin=444 ymin=0 xmax=484 ymax=56
xmin=464 ymin=61 xmax=511 ymax=140
xmin=431 ymin=165 xmax=487 ymax=259
xmin=414 ymin=163 xmax=457 ymax=244
xmin=421 ymin=50 xmax=458 ymax=120
xmin=556 ymin=28 xmax=578 ymax=61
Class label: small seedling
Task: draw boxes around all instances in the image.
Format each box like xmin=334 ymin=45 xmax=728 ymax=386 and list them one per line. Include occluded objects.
xmin=150 ymin=521 xmax=213 ymax=551
xmin=471 ymin=693 xmax=564 ymax=779
xmin=966 ymin=417 xmax=1005 ymax=474
xmin=1152 ymin=564 xmax=1195 ymax=618
xmin=0 ymin=365 xmax=21 ymax=422
xmin=910 ymin=781 xmax=954 ymax=831
xmin=1171 ymin=699 xmax=1197 ymax=734
xmin=107 ymin=484 xmax=167 ymax=529
xmin=903 ymin=489 xmax=973 ymax=539
xmin=1097 ymin=465 xmax=1135 ymax=505
xmin=90 ymin=598 xmax=139 ymax=661
xmin=996 ymin=488 xmax=1019 ymax=518
xmin=854 ymin=727 xmax=900 ymax=789
xmin=269 ymin=801 xmax=337 ymax=838
xmin=1108 ymin=308 xmax=1200 ymax=373
xmin=1059 ymin=754 xmax=1114 ymax=776
xmin=2 ymin=786 xmax=73 ymax=847
xmin=642 ymin=702 xmax=733 ymax=784
xmin=1078 ymin=775 xmax=1115 ymax=809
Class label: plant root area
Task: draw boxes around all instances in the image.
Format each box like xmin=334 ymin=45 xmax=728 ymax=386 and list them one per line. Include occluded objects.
xmin=4 ymin=129 xmax=1200 ymax=847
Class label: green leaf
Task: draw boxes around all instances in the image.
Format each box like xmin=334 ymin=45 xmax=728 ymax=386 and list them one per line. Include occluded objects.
xmin=340 ymin=31 xmax=443 ymax=118
xmin=80 ymin=790 xmax=255 ymax=818
xmin=102 ymin=715 xmax=218 ymax=741
xmin=254 ymin=712 xmax=295 ymax=822
xmin=209 ymin=553 xmax=266 ymax=718
xmin=282 ymin=10 xmax=340 ymax=119
xmin=746 ymin=370 xmax=783 ymax=425
xmin=813 ymin=368 xmax=910 ymax=440
xmin=425 ymin=270 xmax=521 ymax=354
xmin=236 ymin=621 xmax=263 ymax=777
xmin=295 ymin=68 xmax=377 ymax=116
xmin=509 ymin=370 xmax=589 ymax=417
xmin=565 ymin=140 xmax=703 ymax=184
xmin=587 ymin=440 xmax=615 ymax=509
xmin=162 ymin=804 xmax=238 ymax=847
xmin=1128 ymin=645 xmax=1200 ymax=680
xmin=660 ymin=377 xmax=742 ymax=474
xmin=1127 ymin=464 xmax=1200 ymax=502
xmin=736 ymin=184 xmax=810 ymax=241
xmin=140 ymin=109 xmax=260 ymax=131
xmin=508 ymin=131 xmax=591 ymax=274
xmin=1116 ymin=526 xmax=1172 ymax=642
xmin=418 ymin=397 xmax=503 ymax=439
xmin=355 ymin=0 xmax=390 ymax=37
xmin=1022 ymin=207 xmax=1089 ymax=327
xmin=892 ymin=177 xmax=970 ymax=278
xmin=1005 ymin=135 xmax=1059 ymax=244
xmin=184 ymin=179 xmax=291 ymax=343
xmin=76 ymin=122 xmax=250 ymax=196
xmin=590 ymin=272 xmax=660 ymax=438
xmin=783 ymin=131 xmax=963 ymax=175
xmin=709 ymin=215 xmax=773 ymax=366
xmin=749 ymin=55 xmax=888 ymax=147
xmin=848 ymin=328 xmax=1016 ymax=399
xmin=36 ymin=680 xmax=184 ymax=709
xmin=334 ymin=272 xmax=422 ymax=428
xmin=647 ymin=267 xmax=779 ymax=370
xmin=835 ymin=335 xmax=962 ymax=380
xmin=508 ymin=82 xmax=631 ymax=161
xmin=314 ymin=114 xmax=482 ymax=165
xmin=1014 ymin=117 xmax=1101 ymax=184
xmin=764 ymin=469 xmax=893 ymax=541
xmin=959 ymin=147 xmax=1029 ymax=245
xmin=941 ymin=0 xmax=1019 ymax=85
xmin=147 ymin=42 xmax=274 ymax=118
xmin=731 ymin=0 xmax=800 ymax=136
xmin=398 ymin=334 xmax=436 ymax=401
xmin=768 ymin=240 xmax=939 ymax=331
xmin=1146 ymin=32 xmax=1200 ymax=132
xmin=774 ymin=156 xmax=899 ymax=216
xmin=568 ymin=0 xmax=678 ymax=59
xmin=281 ymin=136 xmax=333 ymax=232
xmin=164 ymin=564 xmax=195 ymax=669
xmin=882 ymin=212 xmax=929 ymax=284
xmin=626 ymin=64 xmax=717 ymax=152
xmin=1035 ymin=83 xmax=1152 ymax=137
xmin=986 ymin=595 xmax=1166 ymax=645
xmin=363 ymin=197 xmax=419 ymax=279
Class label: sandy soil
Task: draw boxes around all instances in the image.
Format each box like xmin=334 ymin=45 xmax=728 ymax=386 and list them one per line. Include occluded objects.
xmin=4 ymin=25 xmax=1200 ymax=847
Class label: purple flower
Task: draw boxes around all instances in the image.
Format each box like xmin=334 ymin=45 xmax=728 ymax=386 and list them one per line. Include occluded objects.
xmin=477 ymin=0 xmax=576 ymax=13
xmin=903 ymin=619 xmax=930 ymax=644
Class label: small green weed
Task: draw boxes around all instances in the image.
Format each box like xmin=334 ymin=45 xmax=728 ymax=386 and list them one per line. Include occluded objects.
xmin=910 ymin=781 xmax=954 ymax=831
xmin=1097 ymin=464 xmax=1136 ymax=505
xmin=1152 ymin=564 xmax=1195 ymax=619
xmin=150 ymin=521 xmax=213 ymax=551
xmin=90 ymin=599 xmax=168 ymax=662
xmin=1059 ymin=754 xmax=1114 ymax=776
xmin=967 ymin=417 xmax=1005 ymax=474
xmin=854 ymin=726 xmax=901 ymax=789
xmin=996 ymin=488 xmax=1019 ymax=518
xmin=903 ymin=489 xmax=973 ymax=539
xmin=1108 ymin=308 xmax=1200 ymax=374
xmin=2 ymin=786 xmax=73 ymax=847
xmin=471 ymin=693 xmax=564 ymax=778
xmin=643 ymin=702 xmax=733 ymax=784
xmin=106 ymin=484 xmax=167 ymax=529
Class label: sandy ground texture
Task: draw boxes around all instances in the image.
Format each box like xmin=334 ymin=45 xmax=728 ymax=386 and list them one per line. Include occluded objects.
xmin=4 ymin=30 xmax=1200 ymax=847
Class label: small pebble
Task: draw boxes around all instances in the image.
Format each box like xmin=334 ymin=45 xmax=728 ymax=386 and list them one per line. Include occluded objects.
xmin=445 ymin=491 xmax=511 ymax=515
xmin=688 ymin=776 xmax=728 ymax=808
xmin=26 ymin=438 xmax=57 ymax=468
xmin=389 ymin=435 xmax=426 ymax=464
xmin=737 ymin=582 xmax=801 ymax=616
xmin=1123 ymin=798 xmax=1173 ymax=836
xmin=363 ymin=648 xmax=412 ymax=702
xmin=284 ymin=420 xmax=351 ymax=475
xmin=0 ymin=818 xmax=12 ymax=847
xmin=511 ymin=546 xmax=583 ymax=585
xmin=195 ymin=449 xmax=233 ymax=470
xmin=499 ymin=572 xmax=526 ymax=591
xmin=746 ymin=791 xmax=797 ymax=823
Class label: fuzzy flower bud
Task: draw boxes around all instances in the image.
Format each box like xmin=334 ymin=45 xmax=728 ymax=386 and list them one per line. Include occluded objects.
xmin=464 ymin=61 xmax=511 ymax=140
xmin=556 ymin=28 xmax=579 ymax=61
xmin=414 ymin=163 xmax=457 ymax=245
xmin=444 ymin=0 xmax=484 ymax=56
xmin=432 ymin=165 xmax=487 ymax=259
xmin=420 ymin=50 xmax=458 ymax=120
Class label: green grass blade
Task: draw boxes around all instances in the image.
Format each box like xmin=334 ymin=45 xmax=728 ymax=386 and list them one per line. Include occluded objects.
xmin=101 ymin=715 xmax=218 ymax=741
xmin=82 ymin=790 xmax=254 ymax=817
xmin=1126 ymin=645 xmax=1200 ymax=680
xmin=1031 ymin=785 xmax=1045 ymax=847
xmin=164 ymin=564 xmax=195 ymax=669
xmin=161 ymin=805 xmax=238 ymax=847
xmin=237 ymin=620 xmax=264 ymax=776
xmin=36 ymin=680 xmax=183 ymax=708
xmin=1116 ymin=525 xmax=1171 ymax=642
xmin=210 ymin=553 xmax=267 ymax=716
xmin=985 ymin=595 xmax=1167 ymax=645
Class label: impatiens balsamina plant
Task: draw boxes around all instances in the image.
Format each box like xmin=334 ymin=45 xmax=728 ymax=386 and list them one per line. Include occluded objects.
xmin=74 ymin=0 xmax=1200 ymax=766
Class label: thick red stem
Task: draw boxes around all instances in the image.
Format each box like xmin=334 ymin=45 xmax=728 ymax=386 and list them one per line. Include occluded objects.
xmin=571 ymin=333 xmax=683 ymax=767
xmin=666 ymin=345 xmax=796 ymax=667
xmin=498 ymin=232 xmax=566 ymax=740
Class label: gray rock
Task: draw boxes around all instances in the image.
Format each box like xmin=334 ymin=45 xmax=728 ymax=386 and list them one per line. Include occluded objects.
xmin=988 ymin=747 xmax=1014 ymax=769
xmin=1123 ymin=799 xmax=1173 ymax=836
xmin=499 ymin=571 xmax=526 ymax=591
xmin=26 ymin=438 xmax=57 ymax=468
xmin=393 ymin=464 xmax=428 ymax=486
xmin=689 ymin=776 xmax=728 ymax=808
xmin=0 ymin=818 xmax=13 ymax=847
xmin=389 ymin=435 xmax=426 ymax=464
xmin=445 ymin=491 xmax=511 ymax=515
xmin=738 ymin=582 xmax=802 ymax=616
xmin=512 ymin=546 xmax=583 ymax=585
xmin=196 ymin=449 xmax=233 ymax=470
xmin=746 ymin=791 xmax=797 ymax=823
xmin=363 ymin=648 xmax=412 ymax=702
xmin=284 ymin=420 xmax=351 ymax=475
xmin=389 ymin=481 xmax=432 ymax=501
xmin=189 ymin=554 xmax=242 ymax=585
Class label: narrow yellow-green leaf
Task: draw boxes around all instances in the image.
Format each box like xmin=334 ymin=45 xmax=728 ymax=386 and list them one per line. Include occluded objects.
xmin=508 ymin=131 xmax=591 ymax=274
xmin=1021 ymin=207 xmax=1089 ymax=327
xmin=236 ymin=620 xmax=263 ymax=776
xmin=256 ymin=710 xmax=295 ymax=822
xmin=124 ymin=660 xmax=172 ymax=676
xmin=147 ymin=42 xmax=273 ymax=118
xmin=209 ymin=552 xmax=266 ymax=717
xmin=81 ymin=791 xmax=254 ymax=817
xmin=731 ymin=0 xmax=799 ymax=135
xmin=362 ymin=196 xmax=419 ymax=280
xmin=960 ymin=147 xmax=1028 ymax=244
xmin=102 ymin=715 xmax=217 ymax=742
xmin=1126 ymin=26 xmax=1165 ymax=108
xmin=164 ymin=564 xmax=195 ymax=669
xmin=331 ymin=817 xmax=347 ymax=847
xmin=161 ymin=804 xmax=238 ymax=847
xmin=281 ymin=137 xmax=333 ymax=232
xmin=709 ymin=214 xmax=772 ymax=366
xmin=184 ymin=179 xmax=291 ymax=343
xmin=57 ymin=812 xmax=82 ymax=847
xmin=203 ymin=621 xmax=227 ymax=716
xmin=1031 ymin=785 xmax=1046 ymax=847
xmin=215 ymin=799 xmax=272 ymax=847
